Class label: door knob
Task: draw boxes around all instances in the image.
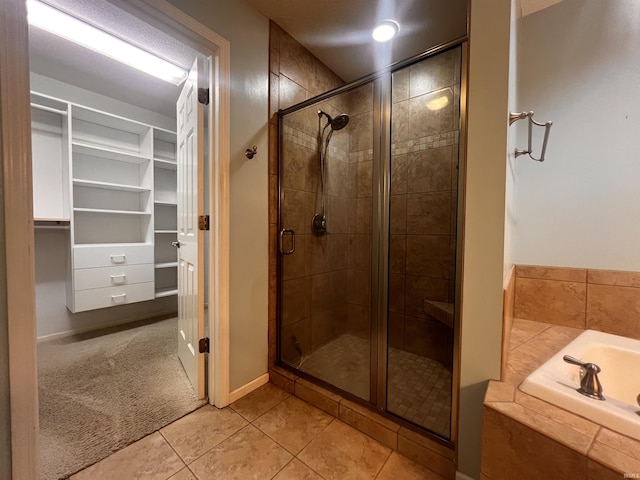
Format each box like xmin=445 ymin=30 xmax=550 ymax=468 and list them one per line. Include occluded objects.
xmin=172 ymin=241 xmax=181 ymax=248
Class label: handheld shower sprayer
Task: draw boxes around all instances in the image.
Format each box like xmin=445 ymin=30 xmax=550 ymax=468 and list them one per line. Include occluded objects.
xmin=312 ymin=109 xmax=350 ymax=236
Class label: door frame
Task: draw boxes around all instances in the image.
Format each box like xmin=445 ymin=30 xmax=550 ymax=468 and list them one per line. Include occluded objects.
xmin=1 ymin=0 xmax=231 ymax=476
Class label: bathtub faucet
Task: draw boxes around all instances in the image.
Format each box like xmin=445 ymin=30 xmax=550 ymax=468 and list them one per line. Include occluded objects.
xmin=563 ymin=355 xmax=605 ymax=401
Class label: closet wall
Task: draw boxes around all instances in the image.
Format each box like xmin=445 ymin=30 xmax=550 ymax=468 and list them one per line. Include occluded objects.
xmin=32 ymin=73 xmax=178 ymax=339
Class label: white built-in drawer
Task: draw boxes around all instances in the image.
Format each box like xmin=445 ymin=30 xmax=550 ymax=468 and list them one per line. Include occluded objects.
xmin=74 ymin=282 xmax=155 ymax=312
xmin=74 ymin=264 xmax=154 ymax=291
xmin=73 ymin=244 xmax=153 ymax=269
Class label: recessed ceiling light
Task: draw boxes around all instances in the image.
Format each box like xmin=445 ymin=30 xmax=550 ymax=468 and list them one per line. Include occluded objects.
xmin=372 ymin=20 xmax=400 ymax=43
xmin=26 ymin=0 xmax=188 ymax=85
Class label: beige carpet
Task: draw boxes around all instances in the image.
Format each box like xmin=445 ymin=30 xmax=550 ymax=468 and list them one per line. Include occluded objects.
xmin=38 ymin=316 xmax=206 ymax=480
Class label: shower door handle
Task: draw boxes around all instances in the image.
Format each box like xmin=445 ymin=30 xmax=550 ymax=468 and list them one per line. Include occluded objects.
xmin=279 ymin=228 xmax=295 ymax=255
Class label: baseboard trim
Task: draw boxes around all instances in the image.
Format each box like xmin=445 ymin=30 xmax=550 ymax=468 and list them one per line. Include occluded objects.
xmin=456 ymin=472 xmax=476 ymax=480
xmin=36 ymin=309 xmax=178 ymax=342
xmin=228 ymin=373 xmax=269 ymax=403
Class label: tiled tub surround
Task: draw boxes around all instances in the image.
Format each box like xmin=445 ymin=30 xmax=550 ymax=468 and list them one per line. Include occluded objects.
xmin=514 ymin=264 xmax=640 ymax=338
xmin=481 ymin=265 xmax=640 ymax=479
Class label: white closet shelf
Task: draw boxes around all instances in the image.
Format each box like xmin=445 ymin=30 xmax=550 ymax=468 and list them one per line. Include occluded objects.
xmin=74 ymin=208 xmax=151 ymax=215
xmin=154 ymin=158 xmax=177 ymax=170
xmin=31 ymin=103 xmax=68 ymax=116
xmin=155 ymin=262 xmax=178 ymax=269
xmin=155 ymin=288 xmax=178 ymax=298
xmin=74 ymin=242 xmax=152 ymax=249
xmin=73 ymin=178 xmax=151 ymax=193
xmin=155 ymin=230 xmax=178 ymax=234
xmin=154 ymin=201 xmax=177 ymax=206
xmin=72 ymin=141 xmax=151 ymax=164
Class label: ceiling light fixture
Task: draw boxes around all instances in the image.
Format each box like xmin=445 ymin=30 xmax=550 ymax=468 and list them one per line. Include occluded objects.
xmin=26 ymin=0 xmax=188 ymax=85
xmin=372 ymin=20 xmax=400 ymax=43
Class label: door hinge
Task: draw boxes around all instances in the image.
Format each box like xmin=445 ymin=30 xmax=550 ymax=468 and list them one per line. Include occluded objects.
xmin=198 ymin=337 xmax=210 ymax=354
xmin=198 ymin=215 xmax=210 ymax=231
xmin=198 ymin=88 xmax=210 ymax=105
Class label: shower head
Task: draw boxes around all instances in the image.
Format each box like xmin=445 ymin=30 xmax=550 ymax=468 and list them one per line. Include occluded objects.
xmin=317 ymin=110 xmax=350 ymax=131
xmin=330 ymin=114 xmax=349 ymax=130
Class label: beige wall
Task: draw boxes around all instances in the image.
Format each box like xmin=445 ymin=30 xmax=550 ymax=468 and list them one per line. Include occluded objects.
xmin=0 ymin=74 xmax=12 ymax=480
xmin=166 ymin=0 xmax=270 ymax=391
xmin=459 ymin=0 xmax=511 ymax=477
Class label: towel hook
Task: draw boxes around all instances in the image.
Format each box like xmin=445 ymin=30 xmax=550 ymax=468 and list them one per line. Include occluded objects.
xmin=509 ymin=111 xmax=553 ymax=162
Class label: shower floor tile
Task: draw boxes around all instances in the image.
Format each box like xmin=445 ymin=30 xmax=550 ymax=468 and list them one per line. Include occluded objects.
xmin=298 ymin=334 xmax=451 ymax=437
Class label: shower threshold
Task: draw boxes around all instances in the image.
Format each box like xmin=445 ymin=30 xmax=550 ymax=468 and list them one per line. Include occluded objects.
xmin=295 ymin=333 xmax=451 ymax=437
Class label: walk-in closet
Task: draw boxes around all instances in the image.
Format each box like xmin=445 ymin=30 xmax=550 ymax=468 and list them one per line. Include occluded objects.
xmin=29 ymin=1 xmax=207 ymax=477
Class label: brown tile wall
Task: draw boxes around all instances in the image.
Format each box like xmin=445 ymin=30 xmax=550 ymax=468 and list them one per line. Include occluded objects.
xmin=268 ymin=21 xmax=349 ymax=366
xmin=388 ymin=47 xmax=461 ymax=368
xmin=513 ymin=264 xmax=640 ymax=340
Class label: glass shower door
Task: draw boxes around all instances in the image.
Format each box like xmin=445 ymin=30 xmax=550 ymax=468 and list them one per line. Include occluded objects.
xmin=278 ymin=83 xmax=374 ymax=401
xmin=386 ymin=46 xmax=462 ymax=439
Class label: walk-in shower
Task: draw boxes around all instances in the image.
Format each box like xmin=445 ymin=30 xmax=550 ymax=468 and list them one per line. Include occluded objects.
xmin=278 ymin=44 xmax=463 ymax=441
xmin=312 ymin=110 xmax=349 ymax=236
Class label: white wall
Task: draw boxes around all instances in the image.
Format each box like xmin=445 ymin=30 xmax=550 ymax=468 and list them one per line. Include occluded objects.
xmin=166 ymin=0 xmax=270 ymax=392
xmin=514 ymin=0 xmax=640 ymax=270
xmin=504 ymin=0 xmax=521 ymax=282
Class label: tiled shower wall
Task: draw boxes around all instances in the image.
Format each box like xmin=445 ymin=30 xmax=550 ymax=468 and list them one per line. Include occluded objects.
xmin=388 ymin=48 xmax=461 ymax=368
xmin=270 ymin=23 xmax=462 ymax=372
xmin=268 ymin=22 xmax=345 ymax=366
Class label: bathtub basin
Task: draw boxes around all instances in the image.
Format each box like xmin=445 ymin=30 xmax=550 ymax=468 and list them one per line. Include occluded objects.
xmin=519 ymin=329 xmax=640 ymax=440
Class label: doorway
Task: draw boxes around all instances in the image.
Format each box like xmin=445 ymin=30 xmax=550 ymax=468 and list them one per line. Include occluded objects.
xmin=23 ymin=0 xmax=231 ymax=477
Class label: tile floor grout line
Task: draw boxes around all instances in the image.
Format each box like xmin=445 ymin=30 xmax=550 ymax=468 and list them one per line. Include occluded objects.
xmin=232 ymin=390 xmax=292 ymax=424
xmin=292 ymin=451 xmax=331 ymax=480
xmin=250 ymin=403 xmax=336 ymax=458
xmin=158 ymin=429 xmax=190 ymax=478
xmin=170 ymin=412 xmax=250 ymax=468
xmin=371 ymin=448 xmax=394 ymax=480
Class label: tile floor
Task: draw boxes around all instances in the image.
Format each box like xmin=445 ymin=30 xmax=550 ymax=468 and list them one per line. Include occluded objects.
xmin=69 ymin=382 xmax=446 ymax=480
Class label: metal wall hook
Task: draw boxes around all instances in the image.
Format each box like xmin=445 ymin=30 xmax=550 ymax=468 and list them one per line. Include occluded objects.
xmin=509 ymin=111 xmax=553 ymax=162
xmin=245 ymin=145 xmax=258 ymax=159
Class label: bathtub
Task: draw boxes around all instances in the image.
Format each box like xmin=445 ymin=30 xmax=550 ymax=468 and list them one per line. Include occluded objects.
xmin=519 ymin=329 xmax=640 ymax=441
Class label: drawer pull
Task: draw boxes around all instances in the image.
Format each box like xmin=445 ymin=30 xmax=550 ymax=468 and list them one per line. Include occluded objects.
xmin=111 ymin=293 xmax=127 ymax=304
xmin=110 ymin=274 xmax=126 ymax=285
xmin=110 ymin=254 xmax=126 ymax=264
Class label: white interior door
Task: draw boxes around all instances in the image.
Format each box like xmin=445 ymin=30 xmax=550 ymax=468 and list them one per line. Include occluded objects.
xmin=177 ymin=57 xmax=205 ymax=399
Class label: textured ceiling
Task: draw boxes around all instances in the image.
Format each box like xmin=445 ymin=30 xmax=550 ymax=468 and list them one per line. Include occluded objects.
xmin=28 ymin=0 xmax=198 ymax=118
xmin=245 ymin=0 xmax=468 ymax=82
